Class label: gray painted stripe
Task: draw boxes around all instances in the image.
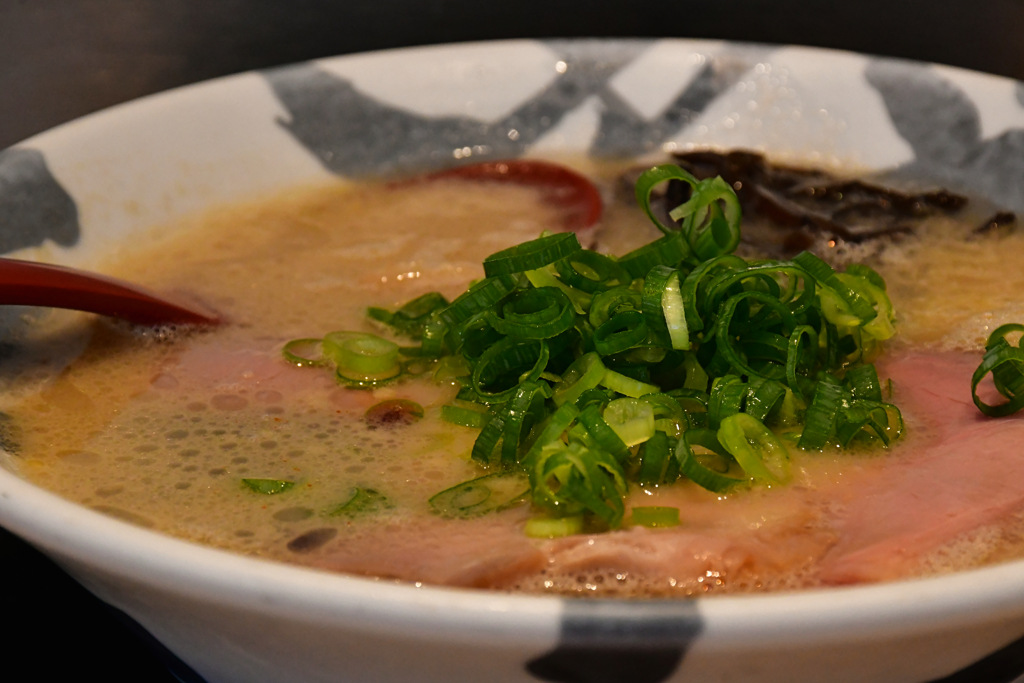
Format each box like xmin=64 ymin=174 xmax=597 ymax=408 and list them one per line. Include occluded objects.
xmin=0 ymin=147 xmax=79 ymax=254
xmin=867 ymin=58 xmax=1024 ymax=213
xmin=262 ymin=40 xmax=753 ymax=175
xmin=526 ymin=600 xmax=702 ymax=683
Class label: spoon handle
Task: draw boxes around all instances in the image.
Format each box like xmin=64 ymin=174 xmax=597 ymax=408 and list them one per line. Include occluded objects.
xmin=0 ymin=257 xmax=220 ymax=326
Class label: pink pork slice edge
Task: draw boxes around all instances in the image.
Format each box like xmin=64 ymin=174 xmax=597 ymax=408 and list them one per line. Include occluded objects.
xmin=818 ymin=351 xmax=1024 ymax=584
xmin=161 ymin=341 xmax=1024 ymax=590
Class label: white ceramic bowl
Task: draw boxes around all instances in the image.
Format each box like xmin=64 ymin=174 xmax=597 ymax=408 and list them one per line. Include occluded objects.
xmin=4 ymin=39 xmax=1024 ymax=683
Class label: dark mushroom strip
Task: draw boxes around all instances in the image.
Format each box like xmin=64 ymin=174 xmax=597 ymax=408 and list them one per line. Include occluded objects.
xmin=625 ymin=150 xmax=977 ymax=256
xmin=972 ymin=211 xmax=1017 ymax=238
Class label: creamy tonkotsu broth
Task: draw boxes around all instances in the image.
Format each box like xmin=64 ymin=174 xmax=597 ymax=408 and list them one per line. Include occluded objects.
xmin=7 ymin=167 xmax=1024 ymax=597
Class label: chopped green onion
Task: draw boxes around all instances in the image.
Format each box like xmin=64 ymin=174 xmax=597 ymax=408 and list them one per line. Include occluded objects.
xmin=675 ymin=428 xmax=746 ymax=493
xmin=486 ymin=287 xmax=576 ymax=340
xmin=439 ymin=275 xmax=519 ymax=327
xmin=281 ymin=338 xmax=328 ymax=367
xmin=521 ymin=402 xmax=580 ymax=471
xmin=530 ymin=441 xmax=626 ymax=528
xmin=668 ymin=176 xmax=743 ymax=260
xmin=845 ymin=364 xmax=883 ymax=403
xmin=618 ymin=232 xmax=691 ymax=278
xmin=286 ymin=162 xmax=911 ymax=537
xmin=324 ymin=331 xmax=402 ymax=383
xmin=241 ymin=478 xmax=294 ymax=495
xmin=525 ymin=515 xmax=585 ymax=538
xmin=577 ymin=403 xmax=632 ymax=463
xmin=717 ymin=413 xmax=792 ymax=484
xmin=441 ymin=404 xmax=492 ymax=429
xmin=552 ymin=352 xmax=606 ymax=406
xmin=637 ymin=430 xmax=675 ymax=485
xmin=744 ymin=377 xmax=786 ymax=423
xmin=603 ymin=397 xmax=655 ymax=447
xmin=642 ymin=392 xmax=686 ymax=436
xmin=786 ymin=325 xmax=818 ymax=403
xmin=471 ymin=411 xmax=506 ymax=465
xmin=326 ymin=487 xmax=394 ymax=517
xmin=525 ymin=265 xmax=591 ymax=314
xmin=797 ymin=378 xmax=844 ymax=450
xmin=555 ymin=249 xmax=631 ymax=293
xmin=470 ymin=337 xmax=549 ymax=403
xmin=501 ymin=381 xmax=548 ymax=465
xmin=708 ymin=375 xmax=746 ymax=429
xmin=600 ymin=368 xmax=660 ymax=398
xmin=793 ymin=252 xmax=878 ymax=327
xmin=642 ymin=265 xmax=676 ymax=336
xmin=634 ymin=163 xmax=703 ymax=235
xmin=429 ymin=473 xmax=530 ymax=518
xmin=368 ymin=291 xmax=449 ymax=338
xmin=483 ymin=233 xmax=582 ymax=277
xmin=593 ymin=310 xmax=648 ymax=355
xmin=972 ymin=329 xmax=1024 ymax=417
xmin=661 ymin=270 xmax=689 ymax=350
xmin=631 ymin=506 xmax=681 ymax=527
xmin=589 ymin=286 xmax=642 ymax=328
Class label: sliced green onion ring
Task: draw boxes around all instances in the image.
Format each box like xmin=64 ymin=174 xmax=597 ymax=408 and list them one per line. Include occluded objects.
xmin=326 ymin=487 xmax=394 ymax=517
xmin=600 ymin=368 xmax=660 ymax=398
xmin=589 ymin=286 xmax=642 ymax=328
xmin=668 ymin=176 xmax=743 ymax=260
xmin=282 ymin=338 xmax=328 ymax=367
xmin=555 ymin=249 xmax=630 ymax=293
xmin=439 ymin=275 xmax=518 ymax=327
xmin=972 ymin=341 xmax=1024 ymax=417
xmin=618 ymin=232 xmax=691 ymax=278
xmin=324 ymin=331 xmax=402 ymax=383
xmin=525 ymin=515 xmax=585 ymax=538
xmin=486 ymin=287 xmax=576 ymax=340
xmin=637 ymin=430 xmax=673 ymax=485
xmin=441 ymin=404 xmax=492 ymax=429
xmin=786 ymin=325 xmax=818 ymax=403
xmin=675 ymin=428 xmax=745 ymax=493
xmin=471 ymin=337 xmax=549 ymax=403
xmin=797 ymin=378 xmax=844 ymax=450
xmin=501 ymin=381 xmax=548 ymax=465
xmin=241 ymin=478 xmax=295 ymax=495
xmin=553 ymin=352 xmax=607 ymax=406
xmin=793 ymin=252 xmax=877 ymax=327
xmin=603 ymin=397 xmax=655 ymax=447
xmin=631 ymin=506 xmax=681 ymax=527
xmin=429 ymin=473 xmax=530 ymax=518
xmin=642 ymin=265 xmax=676 ymax=335
xmin=661 ymin=270 xmax=690 ymax=350
xmin=521 ymin=402 xmax=580 ymax=471
xmin=634 ymin=163 xmax=702 ymax=235
xmin=717 ymin=413 xmax=792 ymax=484
xmin=484 ymin=233 xmax=582 ymax=277
xmin=577 ymin=403 xmax=632 ymax=463
xmin=593 ymin=310 xmax=648 ymax=355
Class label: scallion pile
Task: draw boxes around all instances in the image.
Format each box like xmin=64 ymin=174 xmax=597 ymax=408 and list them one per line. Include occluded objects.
xmin=286 ymin=163 xmax=904 ymax=536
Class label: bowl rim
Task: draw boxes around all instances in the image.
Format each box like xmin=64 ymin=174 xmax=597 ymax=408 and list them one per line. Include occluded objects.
xmin=4 ymin=36 xmax=1024 ymax=647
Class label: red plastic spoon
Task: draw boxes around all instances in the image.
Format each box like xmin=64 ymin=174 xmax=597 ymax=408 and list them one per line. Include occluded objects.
xmin=0 ymin=257 xmax=220 ymax=326
xmin=412 ymin=159 xmax=604 ymax=232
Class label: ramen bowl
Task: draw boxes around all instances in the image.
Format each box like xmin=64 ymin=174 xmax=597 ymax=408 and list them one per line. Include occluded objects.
xmin=3 ymin=39 xmax=1024 ymax=683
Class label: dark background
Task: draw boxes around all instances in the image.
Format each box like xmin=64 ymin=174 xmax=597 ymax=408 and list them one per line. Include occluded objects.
xmin=3 ymin=2 xmax=1024 ymax=681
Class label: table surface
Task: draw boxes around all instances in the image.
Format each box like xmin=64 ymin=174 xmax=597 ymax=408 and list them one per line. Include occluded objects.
xmin=3 ymin=2 xmax=1023 ymax=681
